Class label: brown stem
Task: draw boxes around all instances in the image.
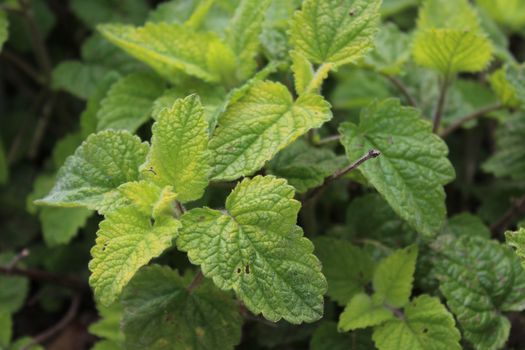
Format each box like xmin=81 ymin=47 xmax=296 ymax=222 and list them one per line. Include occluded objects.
xmin=385 ymin=304 xmax=405 ymax=320
xmin=490 ymin=194 xmax=525 ymax=236
xmin=1 ymin=50 xmax=44 ymax=84
xmin=18 ymin=0 xmax=52 ymax=82
xmin=383 ymin=74 xmax=417 ymax=107
xmin=440 ymin=103 xmax=503 ymax=138
xmin=0 ymin=265 xmax=87 ymax=291
xmin=175 ymin=201 xmax=187 ymax=215
xmin=22 ymin=293 xmax=81 ymax=350
xmin=187 ymin=270 xmax=204 ymax=293
xmin=28 ymin=93 xmax=56 ymax=159
xmin=7 ymin=90 xmax=47 ymax=164
xmin=432 ymin=77 xmax=450 ymax=133
xmin=302 ymin=149 xmax=381 ymax=205
xmin=6 ymin=248 xmax=30 ymax=270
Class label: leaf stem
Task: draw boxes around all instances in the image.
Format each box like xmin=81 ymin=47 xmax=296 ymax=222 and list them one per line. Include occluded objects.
xmin=6 ymin=248 xmax=30 ymax=270
xmin=175 ymin=201 xmax=187 ymax=217
xmin=304 ymin=63 xmax=333 ymax=94
xmin=432 ymin=77 xmax=450 ymax=133
xmin=187 ymin=270 xmax=205 ymax=293
xmin=1 ymin=50 xmax=45 ymax=84
xmin=184 ymin=0 xmax=215 ymax=29
xmin=28 ymin=93 xmax=56 ymax=159
xmin=315 ymin=134 xmax=341 ymax=146
xmin=18 ymin=0 xmax=52 ymax=83
xmin=383 ymin=74 xmax=417 ymax=107
xmin=385 ymin=304 xmax=405 ymax=320
xmin=302 ymin=149 xmax=381 ymax=204
xmin=439 ymin=103 xmax=503 ymax=138
xmin=0 ymin=265 xmax=87 ymax=291
xmin=21 ymin=293 xmax=81 ymax=350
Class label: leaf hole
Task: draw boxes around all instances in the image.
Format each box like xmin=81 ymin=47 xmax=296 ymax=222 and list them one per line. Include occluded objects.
xmin=422 ymin=328 xmax=428 ymax=334
xmin=245 ymin=265 xmax=250 ymax=274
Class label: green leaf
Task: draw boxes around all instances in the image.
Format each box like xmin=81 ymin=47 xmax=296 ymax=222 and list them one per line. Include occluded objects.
xmin=151 ymin=84 xmax=225 ymax=129
xmin=0 ymin=254 xmax=29 ymax=314
xmin=506 ymin=227 xmax=525 ymax=268
xmin=290 ymin=0 xmax=381 ymax=67
xmin=442 ymin=212 xmax=491 ymax=239
xmin=121 ymin=265 xmax=242 ymax=350
xmin=89 ymin=206 xmax=181 ymax=306
xmin=311 ymin=321 xmax=373 ymax=350
xmin=36 ymin=130 xmax=149 ymax=211
xmin=417 ymin=0 xmax=481 ymax=31
xmin=372 ymin=295 xmax=461 ymax=350
xmin=52 ymin=133 xmax=83 ymax=169
xmin=0 ymin=10 xmax=8 ymax=52
xmin=477 ymin=7 xmax=512 ymax=63
xmin=147 ymin=0 xmax=197 ymax=24
xmin=92 ymin=340 xmax=123 ymax=350
xmin=412 ymin=29 xmax=492 ymax=77
xmin=148 ymin=0 xmax=235 ymax=35
xmin=433 ymin=235 xmax=525 ymax=350
xmin=339 ymin=293 xmax=394 ymax=331
xmin=291 ymin=50 xmax=314 ymax=96
xmin=483 ymin=113 xmax=525 ymax=180
xmin=412 ymin=0 xmax=492 ymax=77
xmin=489 ymin=66 xmax=521 ymax=108
xmin=178 ymin=176 xmax=327 ymax=323
xmin=0 ymin=312 xmax=12 ymax=348
xmin=80 ymin=72 xmax=122 ymax=139
xmin=345 ymin=193 xmax=416 ymax=245
xmin=81 ymin=34 xmax=143 ymax=74
xmin=260 ymin=14 xmax=291 ymax=62
xmin=89 ymin=302 xmax=124 ymax=345
xmin=381 ymin=0 xmax=417 ymax=17
xmin=226 ymin=0 xmax=271 ymax=81
xmin=267 ymin=140 xmax=346 ymax=193
xmin=506 ymin=63 xmax=525 ymax=107
xmin=363 ymin=23 xmax=411 ymax=76
xmin=40 ymin=206 xmax=92 ymax=247
xmin=476 ymin=0 xmax=525 ymax=31
xmin=105 ymin=181 xmax=178 ymax=219
xmin=204 ymin=60 xmax=283 ymax=132
xmin=330 ymin=68 xmax=394 ymax=110
xmin=97 ymin=72 xmax=165 ymax=132
xmin=52 ymin=60 xmax=115 ymax=100
xmin=29 ymin=174 xmax=93 ymax=246
xmin=209 ymin=80 xmax=332 ymax=180
xmin=98 ymin=23 xmax=236 ymax=85
xmin=373 ymin=245 xmax=418 ymax=308
xmin=339 ymin=99 xmax=455 ymax=236
xmin=70 ymin=0 xmax=148 ymax=28
xmin=314 ymin=237 xmax=374 ymax=306
xmin=10 ymin=338 xmax=44 ymax=350
xmin=141 ymin=95 xmax=210 ymax=203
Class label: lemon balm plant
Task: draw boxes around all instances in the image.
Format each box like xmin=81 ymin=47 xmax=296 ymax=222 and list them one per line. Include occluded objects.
xmin=2 ymin=0 xmax=525 ymax=349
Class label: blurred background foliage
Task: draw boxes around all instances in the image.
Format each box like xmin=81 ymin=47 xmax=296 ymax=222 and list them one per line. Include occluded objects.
xmin=1 ymin=0 xmax=525 ymax=349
